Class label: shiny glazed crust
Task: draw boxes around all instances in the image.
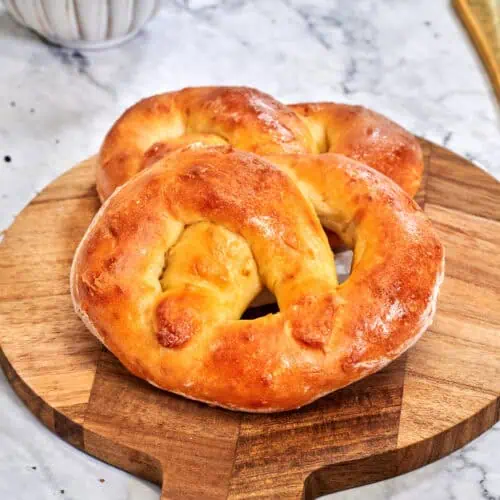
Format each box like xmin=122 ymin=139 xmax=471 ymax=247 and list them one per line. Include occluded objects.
xmin=96 ymin=86 xmax=423 ymax=201
xmin=72 ymin=147 xmax=444 ymax=412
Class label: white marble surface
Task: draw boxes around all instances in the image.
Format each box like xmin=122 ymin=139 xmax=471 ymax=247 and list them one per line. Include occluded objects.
xmin=0 ymin=0 xmax=498 ymax=498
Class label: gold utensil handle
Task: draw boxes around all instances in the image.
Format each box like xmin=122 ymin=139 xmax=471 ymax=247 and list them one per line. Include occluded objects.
xmin=454 ymin=0 xmax=500 ymax=102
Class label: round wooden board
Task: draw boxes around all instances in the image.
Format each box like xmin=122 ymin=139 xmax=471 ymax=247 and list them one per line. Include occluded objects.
xmin=0 ymin=141 xmax=499 ymax=499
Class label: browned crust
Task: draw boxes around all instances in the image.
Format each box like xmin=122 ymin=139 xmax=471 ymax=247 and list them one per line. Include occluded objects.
xmin=72 ymin=148 xmax=444 ymax=412
xmin=290 ymin=102 xmax=424 ymax=196
xmin=96 ymin=87 xmax=423 ymax=201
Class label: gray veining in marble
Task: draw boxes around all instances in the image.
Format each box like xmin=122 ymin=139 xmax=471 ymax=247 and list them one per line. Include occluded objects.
xmin=0 ymin=0 xmax=498 ymax=498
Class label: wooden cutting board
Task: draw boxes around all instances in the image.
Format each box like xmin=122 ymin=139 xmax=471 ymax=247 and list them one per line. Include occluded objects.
xmin=0 ymin=140 xmax=498 ymax=499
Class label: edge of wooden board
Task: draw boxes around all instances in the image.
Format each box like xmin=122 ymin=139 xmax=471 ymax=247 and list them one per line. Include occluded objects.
xmin=1 ymin=345 xmax=498 ymax=499
xmin=0 ymin=140 xmax=499 ymax=499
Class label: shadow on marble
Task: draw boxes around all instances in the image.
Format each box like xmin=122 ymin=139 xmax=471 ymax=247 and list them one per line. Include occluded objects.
xmin=323 ymin=426 xmax=500 ymax=499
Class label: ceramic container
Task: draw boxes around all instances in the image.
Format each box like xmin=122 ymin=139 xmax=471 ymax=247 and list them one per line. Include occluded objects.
xmin=3 ymin=0 xmax=160 ymax=49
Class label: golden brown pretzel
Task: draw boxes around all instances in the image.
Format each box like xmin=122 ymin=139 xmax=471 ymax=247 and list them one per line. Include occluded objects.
xmin=96 ymin=86 xmax=423 ymax=201
xmin=72 ymin=147 xmax=444 ymax=412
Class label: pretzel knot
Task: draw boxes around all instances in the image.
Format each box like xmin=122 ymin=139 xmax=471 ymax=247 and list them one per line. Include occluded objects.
xmin=72 ymin=146 xmax=444 ymax=412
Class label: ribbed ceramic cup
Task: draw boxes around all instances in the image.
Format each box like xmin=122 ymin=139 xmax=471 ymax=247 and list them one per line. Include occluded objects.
xmin=3 ymin=0 xmax=160 ymax=49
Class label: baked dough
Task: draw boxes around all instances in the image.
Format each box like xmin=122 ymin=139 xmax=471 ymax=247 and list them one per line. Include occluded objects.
xmin=96 ymin=86 xmax=423 ymax=201
xmin=72 ymin=147 xmax=444 ymax=412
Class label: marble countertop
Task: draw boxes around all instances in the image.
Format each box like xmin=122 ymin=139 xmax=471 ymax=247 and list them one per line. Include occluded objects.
xmin=0 ymin=0 xmax=498 ymax=498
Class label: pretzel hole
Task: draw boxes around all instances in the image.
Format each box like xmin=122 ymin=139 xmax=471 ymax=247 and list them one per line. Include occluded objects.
xmin=335 ymin=249 xmax=353 ymax=284
xmin=242 ymin=243 xmax=352 ymax=321
xmin=242 ymin=302 xmax=279 ymax=320
xmin=244 ymin=288 xmax=279 ymax=319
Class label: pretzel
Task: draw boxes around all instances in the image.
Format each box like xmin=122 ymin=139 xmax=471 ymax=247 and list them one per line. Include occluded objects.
xmin=96 ymin=86 xmax=423 ymax=201
xmin=72 ymin=147 xmax=444 ymax=412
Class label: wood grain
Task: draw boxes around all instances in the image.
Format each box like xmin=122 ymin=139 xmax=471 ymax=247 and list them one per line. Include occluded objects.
xmin=0 ymin=141 xmax=498 ymax=499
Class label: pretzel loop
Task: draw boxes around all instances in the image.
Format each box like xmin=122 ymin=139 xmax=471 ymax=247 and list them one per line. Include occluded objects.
xmin=96 ymin=87 xmax=423 ymax=202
